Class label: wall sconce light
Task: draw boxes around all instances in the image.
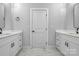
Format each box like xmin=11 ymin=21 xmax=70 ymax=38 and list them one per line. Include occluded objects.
xmin=16 ymin=17 xmax=20 ymax=21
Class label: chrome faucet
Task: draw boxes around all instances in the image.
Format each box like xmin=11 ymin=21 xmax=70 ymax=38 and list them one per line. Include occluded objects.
xmin=0 ymin=28 xmax=2 ymax=34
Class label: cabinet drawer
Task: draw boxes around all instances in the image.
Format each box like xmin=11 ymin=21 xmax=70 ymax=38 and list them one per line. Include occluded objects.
xmin=0 ymin=34 xmax=21 ymax=46
xmin=67 ymin=36 xmax=79 ymax=45
xmin=10 ymin=34 xmax=20 ymax=39
xmin=57 ymin=34 xmax=69 ymax=41
xmin=72 ymin=37 xmax=79 ymax=45
xmin=0 ymin=37 xmax=13 ymax=47
xmin=56 ymin=32 xmax=61 ymax=39
xmin=0 ymin=43 xmax=10 ymax=56
xmin=10 ymin=39 xmax=19 ymax=56
xmin=75 ymin=37 xmax=79 ymax=42
xmin=70 ymin=42 xmax=79 ymax=56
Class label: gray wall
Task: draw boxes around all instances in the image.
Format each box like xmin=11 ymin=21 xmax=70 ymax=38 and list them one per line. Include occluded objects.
xmin=0 ymin=4 xmax=4 ymax=29
xmin=4 ymin=4 xmax=13 ymax=30
xmin=5 ymin=3 xmax=67 ymax=48
xmin=65 ymin=4 xmax=75 ymax=30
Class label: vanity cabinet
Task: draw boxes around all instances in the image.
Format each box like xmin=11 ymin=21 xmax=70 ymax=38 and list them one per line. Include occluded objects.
xmin=56 ymin=33 xmax=70 ymax=56
xmin=0 ymin=43 xmax=10 ymax=56
xmin=10 ymin=33 xmax=22 ymax=56
xmin=56 ymin=32 xmax=79 ymax=56
xmin=0 ymin=32 xmax=23 ymax=56
xmin=69 ymin=42 xmax=79 ymax=56
xmin=10 ymin=38 xmax=19 ymax=56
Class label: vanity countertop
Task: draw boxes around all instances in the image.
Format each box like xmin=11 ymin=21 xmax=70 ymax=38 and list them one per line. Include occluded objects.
xmin=56 ymin=30 xmax=79 ymax=37
xmin=0 ymin=30 xmax=22 ymax=39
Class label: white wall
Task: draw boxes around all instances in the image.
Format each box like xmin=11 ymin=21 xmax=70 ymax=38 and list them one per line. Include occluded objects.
xmin=4 ymin=4 xmax=13 ymax=30
xmin=48 ymin=4 xmax=66 ymax=47
xmin=4 ymin=3 xmax=67 ymax=48
xmin=11 ymin=3 xmax=67 ymax=48
xmin=0 ymin=4 xmax=4 ymax=29
xmin=65 ymin=4 xmax=75 ymax=30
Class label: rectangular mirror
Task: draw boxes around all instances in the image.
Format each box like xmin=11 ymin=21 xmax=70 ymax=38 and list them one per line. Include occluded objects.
xmin=73 ymin=3 xmax=79 ymax=28
xmin=0 ymin=3 xmax=5 ymax=29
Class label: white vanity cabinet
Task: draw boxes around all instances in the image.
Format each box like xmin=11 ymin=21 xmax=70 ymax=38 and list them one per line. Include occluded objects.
xmin=10 ymin=37 xmax=19 ymax=56
xmin=69 ymin=42 xmax=79 ymax=56
xmin=69 ymin=37 xmax=79 ymax=56
xmin=0 ymin=31 xmax=23 ymax=56
xmin=56 ymin=31 xmax=79 ymax=56
xmin=56 ymin=33 xmax=70 ymax=56
xmin=0 ymin=43 xmax=10 ymax=56
xmin=10 ymin=33 xmax=22 ymax=56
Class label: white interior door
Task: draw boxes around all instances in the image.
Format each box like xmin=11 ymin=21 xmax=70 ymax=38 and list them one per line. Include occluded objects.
xmin=30 ymin=8 xmax=48 ymax=48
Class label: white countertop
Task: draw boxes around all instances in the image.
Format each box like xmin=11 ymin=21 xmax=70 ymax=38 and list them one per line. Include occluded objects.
xmin=0 ymin=30 xmax=22 ymax=39
xmin=56 ymin=30 xmax=79 ymax=37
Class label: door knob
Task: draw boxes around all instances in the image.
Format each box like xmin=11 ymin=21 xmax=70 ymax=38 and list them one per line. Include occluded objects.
xmin=32 ymin=30 xmax=35 ymax=32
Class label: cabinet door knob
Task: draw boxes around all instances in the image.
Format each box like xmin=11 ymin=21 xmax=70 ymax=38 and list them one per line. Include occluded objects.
xmin=67 ymin=43 xmax=69 ymax=47
xmin=32 ymin=30 xmax=35 ymax=32
xmin=11 ymin=42 xmax=15 ymax=48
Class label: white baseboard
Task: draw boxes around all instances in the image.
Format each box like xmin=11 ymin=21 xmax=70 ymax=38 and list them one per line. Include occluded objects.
xmin=23 ymin=45 xmax=56 ymax=49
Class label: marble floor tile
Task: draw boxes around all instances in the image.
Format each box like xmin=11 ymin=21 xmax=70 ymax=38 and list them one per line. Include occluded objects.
xmin=17 ymin=48 xmax=63 ymax=56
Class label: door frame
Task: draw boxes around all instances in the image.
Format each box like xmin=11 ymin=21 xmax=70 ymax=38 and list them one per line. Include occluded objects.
xmin=30 ymin=8 xmax=48 ymax=48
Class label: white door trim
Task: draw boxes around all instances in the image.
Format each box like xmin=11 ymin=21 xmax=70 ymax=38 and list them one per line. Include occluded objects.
xmin=30 ymin=8 xmax=48 ymax=48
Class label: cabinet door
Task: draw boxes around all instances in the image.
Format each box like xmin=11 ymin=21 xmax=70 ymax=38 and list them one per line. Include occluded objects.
xmin=10 ymin=39 xmax=19 ymax=56
xmin=56 ymin=32 xmax=62 ymax=51
xmin=58 ymin=34 xmax=70 ymax=56
xmin=70 ymin=42 xmax=79 ymax=56
xmin=61 ymin=40 xmax=70 ymax=56
xmin=18 ymin=38 xmax=22 ymax=50
xmin=10 ymin=33 xmax=22 ymax=56
xmin=0 ymin=43 xmax=10 ymax=56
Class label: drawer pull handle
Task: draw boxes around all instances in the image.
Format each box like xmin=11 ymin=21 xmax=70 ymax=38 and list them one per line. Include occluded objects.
xmin=11 ymin=42 xmax=15 ymax=48
xmin=67 ymin=43 xmax=69 ymax=47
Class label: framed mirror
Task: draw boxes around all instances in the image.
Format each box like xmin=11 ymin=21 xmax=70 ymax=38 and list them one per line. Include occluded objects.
xmin=0 ymin=3 xmax=5 ymax=29
xmin=73 ymin=3 xmax=79 ymax=28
